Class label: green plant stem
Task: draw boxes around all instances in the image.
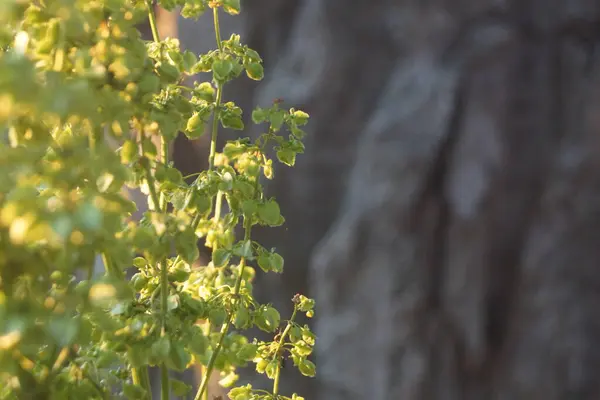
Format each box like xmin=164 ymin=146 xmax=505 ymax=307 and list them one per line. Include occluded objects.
xmin=193 ymin=9 xmax=233 ymax=400
xmin=193 ymin=218 xmax=252 ymax=400
xmin=146 ymin=0 xmax=161 ymax=43
xmin=159 ymin=260 xmax=169 ymax=329
xmin=145 ymin=163 xmax=162 ymax=212
xmin=208 ymin=5 xmax=226 ymax=236
xmin=213 ymin=190 xmax=223 ymax=221
xmin=101 ymin=252 xmax=123 ymax=280
xmin=134 ymin=167 xmax=159 ymax=400
xmin=170 ymin=79 xmax=223 ymax=269
xmin=158 ymin=258 xmax=170 ymax=400
xmin=160 ymin=364 xmax=170 ymax=400
xmin=160 ymin=135 xmax=168 ymax=211
xmin=213 ymin=7 xmax=223 ymax=52
xmin=209 ymin=83 xmax=223 ymax=170
xmin=272 ymin=308 xmax=298 ymax=397
xmin=183 ymin=171 xmax=202 ymax=180
xmin=132 ymin=367 xmax=152 ymax=399
xmin=194 ymin=315 xmax=233 ymax=400
xmin=145 ymin=2 xmax=170 ymax=398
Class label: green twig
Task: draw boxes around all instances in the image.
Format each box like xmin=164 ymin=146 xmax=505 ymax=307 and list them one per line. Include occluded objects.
xmin=213 ymin=7 xmax=223 ymax=52
xmin=143 ymin=2 xmax=169 ymax=399
xmin=132 ymin=367 xmax=152 ymax=399
xmin=208 ymin=82 xmax=223 ymax=171
xmin=272 ymin=308 xmax=298 ymax=397
xmin=145 ymin=0 xmax=161 ymax=43
xmin=160 ymin=135 xmax=169 ymax=211
xmin=193 ymin=218 xmax=252 ymax=400
xmin=171 ymin=48 xmax=225 ymax=269
xmin=183 ymin=171 xmax=202 ymax=180
xmin=144 ymin=158 xmax=162 ymax=212
xmin=101 ymin=252 xmax=123 ymax=280
xmin=160 ymin=364 xmax=170 ymax=400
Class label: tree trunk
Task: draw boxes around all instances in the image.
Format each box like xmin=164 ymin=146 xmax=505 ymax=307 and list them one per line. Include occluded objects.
xmin=178 ymin=1 xmax=600 ymax=399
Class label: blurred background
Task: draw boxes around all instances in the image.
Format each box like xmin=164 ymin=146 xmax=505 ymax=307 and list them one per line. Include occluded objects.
xmin=142 ymin=1 xmax=600 ymax=399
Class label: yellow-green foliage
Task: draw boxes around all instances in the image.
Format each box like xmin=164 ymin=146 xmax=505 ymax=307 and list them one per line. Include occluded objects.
xmin=0 ymin=1 xmax=314 ymax=399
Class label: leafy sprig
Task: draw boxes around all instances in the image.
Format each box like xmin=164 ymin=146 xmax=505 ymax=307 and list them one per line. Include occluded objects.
xmin=0 ymin=1 xmax=315 ymax=400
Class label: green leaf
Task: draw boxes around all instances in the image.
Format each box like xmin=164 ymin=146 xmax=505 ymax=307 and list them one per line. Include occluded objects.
xmin=96 ymin=173 xmax=115 ymax=192
xmin=221 ymin=113 xmax=244 ymax=130
xmin=242 ymin=200 xmax=257 ymax=217
xmin=269 ymin=110 xmax=285 ymax=131
xmin=255 ymin=306 xmax=280 ymax=332
xmin=194 ymin=82 xmax=215 ymax=101
xmin=245 ymin=48 xmax=261 ymax=62
xmin=165 ymin=167 xmax=183 ymax=184
xmin=212 ymin=248 xmax=231 ymax=267
xmin=257 ymin=200 xmax=282 ymax=226
xmin=182 ymin=51 xmax=198 ymax=71
xmin=186 ymin=112 xmax=206 ymax=138
xmin=265 ymin=360 xmax=278 ymax=379
xmin=223 ymin=141 xmax=248 ymax=158
xmin=301 ymin=328 xmax=316 ymax=346
xmin=289 ymin=326 xmax=302 ymax=343
xmin=245 ymin=63 xmax=263 ymax=81
xmin=276 ymin=148 xmax=296 ymax=166
xmin=263 ymin=159 xmax=274 ymax=180
xmin=133 ymin=227 xmax=157 ymax=250
xmin=251 ymin=107 xmax=268 ymax=124
xmin=233 ymin=307 xmax=251 ymax=329
xmin=167 ymin=294 xmax=180 ymax=311
xmin=96 ymin=350 xmax=120 ymax=368
xmin=166 ymin=342 xmax=191 ymax=371
xmin=48 ymin=317 xmax=78 ymax=347
xmin=130 ymin=273 xmax=148 ymax=291
xmin=151 ymin=336 xmax=171 ymax=361
xmin=218 ymin=171 xmax=234 ymax=191
xmin=188 ymin=330 xmax=208 ymax=355
xmin=123 ymin=383 xmax=147 ymax=400
xmin=236 ymin=343 xmax=257 ymax=361
xmin=228 ymin=384 xmax=252 ymax=400
xmin=167 ymin=49 xmax=183 ymax=69
xmin=142 ymin=139 xmax=157 ymax=159
xmin=219 ymin=371 xmax=239 ymax=388
xmin=257 ymin=253 xmax=271 ymax=273
xmin=169 ymin=264 xmax=190 ymax=282
xmin=128 ymin=345 xmax=149 ymax=368
xmin=138 ymin=74 xmax=160 ymax=94
xmin=294 ymin=341 xmax=312 ymax=357
xmin=170 ymin=378 xmax=192 ymax=396
xmin=292 ymin=109 xmax=309 ymax=125
xmin=212 ymin=59 xmax=233 ymax=81
xmin=297 ymin=295 xmax=315 ymax=312
xmin=223 ymin=0 xmax=241 ymax=15
xmin=298 ymin=359 xmax=316 ymax=377
xmin=157 ymin=62 xmax=180 ymax=82
xmin=133 ymin=257 xmax=147 ymax=268
xmin=168 ymin=188 xmax=185 ymax=209
xmin=175 ymin=230 xmax=199 ymax=263
xmin=255 ymin=358 xmax=268 ymax=374
xmin=209 ymin=308 xmax=227 ymax=326
xmin=181 ymin=2 xmax=206 ymax=19
xmin=270 ymin=252 xmax=284 ymax=273
xmin=234 ymin=181 xmax=255 ymax=198
xmin=232 ymin=240 xmax=252 ymax=258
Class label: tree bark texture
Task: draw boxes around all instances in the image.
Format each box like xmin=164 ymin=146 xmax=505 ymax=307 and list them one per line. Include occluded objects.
xmin=176 ymin=1 xmax=600 ymax=399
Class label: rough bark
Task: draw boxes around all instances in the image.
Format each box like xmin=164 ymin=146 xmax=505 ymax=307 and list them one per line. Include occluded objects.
xmin=176 ymin=1 xmax=600 ymax=399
